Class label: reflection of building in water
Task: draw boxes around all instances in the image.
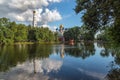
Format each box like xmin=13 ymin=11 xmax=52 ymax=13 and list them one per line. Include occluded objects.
xmin=33 ymin=58 xmax=37 ymax=73
xmin=60 ymin=44 xmax=65 ymax=58
xmin=53 ymin=44 xmax=65 ymax=58
xmin=69 ymin=39 xmax=74 ymax=45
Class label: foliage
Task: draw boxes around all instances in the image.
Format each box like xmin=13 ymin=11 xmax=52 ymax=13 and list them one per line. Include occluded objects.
xmin=75 ymin=0 xmax=120 ymax=44
xmin=28 ymin=27 xmax=55 ymax=42
xmin=64 ymin=26 xmax=94 ymax=41
xmin=79 ymin=25 xmax=94 ymax=40
xmin=75 ymin=0 xmax=120 ymax=30
xmin=0 ymin=17 xmax=55 ymax=44
xmin=96 ymin=25 xmax=120 ymax=46
xmin=96 ymin=27 xmax=110 ymax=41
xmin=64 ymin=26 xmax=80 ymax=42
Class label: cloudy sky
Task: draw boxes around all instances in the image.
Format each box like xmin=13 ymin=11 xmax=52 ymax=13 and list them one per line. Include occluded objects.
xmin=0 ymin=0 xmax=83 ymax=30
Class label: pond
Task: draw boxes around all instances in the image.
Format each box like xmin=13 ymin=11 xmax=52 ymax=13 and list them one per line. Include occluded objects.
xmin=0 ymin=42 xmax=120 ymax=80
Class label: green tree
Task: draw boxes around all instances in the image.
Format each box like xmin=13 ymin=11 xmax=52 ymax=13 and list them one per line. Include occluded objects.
xmin=28 ymin=27 xmax=55 ymax=42
xmin=79 ymin=25 xmax=94 ymax=41
xmin=28 ymin=27 xmax=37 ymax=41
xmin=64 ymin=26 xmax=94 ymax=41
xmin=0 ymin=17 xmax=56 ymax=44
xmin=14 ymin=24 xmax=28 ymax=42
xmin=0 ymin=17 xmax=10 ymax=27
xmin=64 ymin=26 xmax=80 ymax=42
xmin=75 ymin=0 xmax=120 ymax=44
xmin=0 ymin=18 xmax=14 ymax=44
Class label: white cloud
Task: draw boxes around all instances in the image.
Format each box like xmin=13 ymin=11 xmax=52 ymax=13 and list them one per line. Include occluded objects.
xmin=48 ymin=0 xmax=62 ymax=3
xmin=0 ymin=0 xmax=62 ymax=27
xmin=41 ymin=24 xmax=50 ymax=28
xmin=8 ymin=0 xmax=49 ymax=10
xmin=0 ymin=0 xmax=4 ymax=4
xmin=41 ymin=8 xmax=62 ymax=24
xmin=40 ymin=24 xmax=58 ymax=31
xmin=8 ymin=9 xmax=33 ymax=21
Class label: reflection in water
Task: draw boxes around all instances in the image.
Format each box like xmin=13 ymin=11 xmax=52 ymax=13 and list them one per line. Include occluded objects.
xmin=60 ymin=44 xmax=65 ymax=58
xmin=0 ymin=44 xmax=52 ymax=72
xmin=105 ymin=61 xmax=120 ymax=80
xmin=78 ymin=68 xmax=105 ymax=79
xmin=97 ymin=42 xmax=120 ymax=80
xmin=64 ymin=42 xmax=95 ymax=59
xmin=0 ymin=42 xmax=120 ymax=80
xmin=0 ymin=58 xmax=62 ymax=80
xmin=18 ymin=58 xmax=62 ymax=73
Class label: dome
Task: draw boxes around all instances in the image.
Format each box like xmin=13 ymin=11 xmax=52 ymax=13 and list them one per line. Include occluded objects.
xmin=59 ymin=24 xmax=63 ymax=29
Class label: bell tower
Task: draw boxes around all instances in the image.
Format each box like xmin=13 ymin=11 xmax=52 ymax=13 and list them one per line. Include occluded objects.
xmin=33 ymin=10 xmax=37 ymax=27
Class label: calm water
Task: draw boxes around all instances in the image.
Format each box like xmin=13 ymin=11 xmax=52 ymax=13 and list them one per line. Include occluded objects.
xmin=0 ymin=42 xmax=120 ymax=80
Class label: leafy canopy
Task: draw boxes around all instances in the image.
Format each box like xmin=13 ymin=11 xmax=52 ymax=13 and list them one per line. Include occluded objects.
xmin=75 ymin=0 xmax=120 ymax=32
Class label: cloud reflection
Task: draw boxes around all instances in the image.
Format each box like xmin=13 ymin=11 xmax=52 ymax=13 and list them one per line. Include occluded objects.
xmin=0 ymin=58 xmax=63 ymax=80
xmin=78 ymin=68 xmax=105 ymax=80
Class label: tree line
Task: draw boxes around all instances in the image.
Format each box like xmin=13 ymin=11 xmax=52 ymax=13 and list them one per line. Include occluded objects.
xmin=0 ymin=17 xmax=119 ymax=45
xmin=64 ymin=24 xmax=120 ymax=47
xmin=64 ymin=25 xmax=94 ymax=42
xmin=0 ymin=17 xmax=57 ymax=45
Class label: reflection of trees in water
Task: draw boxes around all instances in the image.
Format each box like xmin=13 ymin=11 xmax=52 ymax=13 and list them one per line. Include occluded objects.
xmin=27 ymin=44 xmax=53 ymax=73
xmin=97 ymin=42 xmax=111 ymax=57
xmin=105 ymin=61 xmax=120 ymax=80
xmin=97 ymin=42 xmax=120 ymax=57
xmin=27 ymin=44 xmax=52 ymax=60
xmin=0 ymin=45 xmax=28 ymax=72
xmin=64 ymin=42 xmax=95 ymax=59
xmin=0 ymin=44 xmax=52 ymax=72
xmin=106 ymin=68 xmax=120 ymax=80
xmin=97 ymin=42 xmax=120 ymax=80
xmin=106 ymin=50 xmax=120 ymax=80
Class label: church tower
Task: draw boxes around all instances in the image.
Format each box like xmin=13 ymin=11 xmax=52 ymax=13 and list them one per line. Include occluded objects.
xmin=33 ymin=10 xmax=37 ymax=27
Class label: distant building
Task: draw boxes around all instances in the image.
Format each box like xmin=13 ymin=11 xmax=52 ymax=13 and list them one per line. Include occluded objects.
xmin=33 ymin=10 xmax=37 ymax=27
xmin=57 ymin=24 xmax=65 ymax=42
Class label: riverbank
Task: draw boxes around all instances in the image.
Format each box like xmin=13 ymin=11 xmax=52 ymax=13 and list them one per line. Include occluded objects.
xmin=14 ymin=41 xmax=60 ymax=45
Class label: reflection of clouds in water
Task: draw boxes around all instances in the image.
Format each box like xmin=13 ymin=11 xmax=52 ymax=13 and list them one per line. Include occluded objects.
xmin=41 ymin=58 xmax=63 ymax=73
xmin=78 ymin=68 xmax=105 ymax=80
xmin=0 ymin=58 xmax=63 ymax=80
xmin=16 ymin=58 xmax=63 ymax=73
xmin=0 ymin=70 xmax=49 ymax=80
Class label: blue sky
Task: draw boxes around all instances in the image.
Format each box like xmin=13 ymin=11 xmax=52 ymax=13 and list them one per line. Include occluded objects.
xmin=48 ymin=0 xmax=83 ymax=28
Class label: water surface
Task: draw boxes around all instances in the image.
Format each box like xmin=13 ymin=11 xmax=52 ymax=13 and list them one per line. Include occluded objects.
xmin=0 ymin=42 xmax=120 ymax=80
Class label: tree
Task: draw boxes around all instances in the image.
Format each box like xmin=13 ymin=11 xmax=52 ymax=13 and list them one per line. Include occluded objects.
xmin=64 ymin=26 xmax=94 ymax=41
xmin=0 ymin=18 xmax=14 ymax=44
xmin=28 ymin=27 xmax=37 ymax=41
xmin=0 ymin=17 xmax=56 ymax=44
xmin=0 ymin=17 xmax=10 ymax=27
xmin=75 ymin=0 xmax=120 ymax=30
xmin=79 ymin=25 xmax=94 ymax=41
xmin=28 ymin=27 xmax=55 ymax=42
xmin=75 ymin=0 xmax=120 ymax=44
xmin=14 ymin=24 xmax=28 ymax=42
xmin=64 ymin=26 xmax=80 ymax=42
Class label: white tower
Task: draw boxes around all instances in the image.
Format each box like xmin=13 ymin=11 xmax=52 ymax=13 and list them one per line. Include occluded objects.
xmin=33 ymin=10 xmax=37 ymax=27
